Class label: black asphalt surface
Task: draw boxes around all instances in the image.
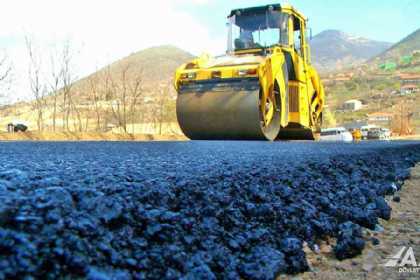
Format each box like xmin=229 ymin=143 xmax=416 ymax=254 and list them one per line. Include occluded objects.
xmin=0 ymin=141 xmax=420 ymax=279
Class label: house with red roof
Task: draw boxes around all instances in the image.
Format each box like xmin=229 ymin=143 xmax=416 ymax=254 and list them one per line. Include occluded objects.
xmin=401 ymin=84 xmax=418 ymax=95
xmin=399 ymin=73 xmax=420 ymax=95
xmin=367 ymin=112 xmax=393 ymax=126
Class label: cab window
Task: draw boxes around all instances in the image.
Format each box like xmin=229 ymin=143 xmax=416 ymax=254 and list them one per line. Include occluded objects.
xmin=228 ymin=11 xmax=290 ymax=51
xmin=293 ymin=16 xmax=302 ymax=57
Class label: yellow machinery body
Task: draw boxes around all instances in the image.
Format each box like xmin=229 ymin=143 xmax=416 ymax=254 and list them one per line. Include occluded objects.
xmin=174 ymin=4 xmax=325 ymax=140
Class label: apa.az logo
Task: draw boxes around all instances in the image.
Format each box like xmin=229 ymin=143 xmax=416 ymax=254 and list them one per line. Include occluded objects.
xmin=384 ymin=247 xmax=420 ymax=273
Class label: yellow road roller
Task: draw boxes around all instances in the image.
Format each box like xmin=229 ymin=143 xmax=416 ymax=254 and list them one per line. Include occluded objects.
xmin=174 ymin=3 xmax=325 ymax=140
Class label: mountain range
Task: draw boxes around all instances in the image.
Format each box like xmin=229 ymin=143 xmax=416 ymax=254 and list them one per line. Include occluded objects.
xmin=80 ymin=28 xmax=418 ymax=89
xmin=310 ymin=29 xmax=393 ymax=71
xmin=76 ymin=28 xmax=418 ymax=93
xmin=1 ymin=28 xmax=419 ymax=133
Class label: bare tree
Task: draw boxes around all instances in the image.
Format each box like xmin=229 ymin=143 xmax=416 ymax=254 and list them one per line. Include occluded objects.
xmin=99 ymin=64 xmax=143 ymax=133
xmin=71 ymin=90 xmax=83 ymax=132
xmin=88 ymin=73 xmax=102 ymax=131
xmin=0 ymin=51 xmax=12 ymax=86
xmin=60 ymin=41 xmax=77 ymax=131
xmin=49 ymin=49 xmax=63 ymax=132
xmin=0 ymin=51 xmax=12 ymax=104
xmin=25 ymin=36 xmax=46 ymax=131
xmin=146 ymin=83 xmax=170 ymax=135
xmin=102 ymin=66 xmax=114 ymax=131
xmin=157 ymin=86 xmax=165 ymax=135
xmin=156 ymin=83 xmax=173 ymax=135
xmin=128 ymin=69 xmax=143 ymax=133
xmin=392 ymin=100 xmax=415 ymax=136
xmin=104 ymin=64 xmax=145 ymax=134
xmin=109 ymin=64 xmax=130 ymax=133
xmin=61 ymin=43 xmax=71 ymax=131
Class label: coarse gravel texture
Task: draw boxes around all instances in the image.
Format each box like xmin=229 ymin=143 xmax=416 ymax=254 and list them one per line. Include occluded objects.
xmin=0 ymin=141 xmax=419 ymax=279
xmin=301 ymin=163 xmax=420 ymax=280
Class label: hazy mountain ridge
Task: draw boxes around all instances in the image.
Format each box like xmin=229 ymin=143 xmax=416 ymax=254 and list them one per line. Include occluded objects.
xmin=64 ymin=45 xmax=195 ymax=105
xmin=371 ymin=28 xmax=420 ymax=62
xmin=310 ymin=30 xmax=393 ymax=71
xmin=79 ymin=45 xmax=194 ymax=90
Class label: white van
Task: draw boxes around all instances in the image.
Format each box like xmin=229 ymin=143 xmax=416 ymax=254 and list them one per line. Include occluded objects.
xmin=381 ymin=128 xmax=391 ymax=140
xmin=320 ymin=127 xmax=353 ymax=142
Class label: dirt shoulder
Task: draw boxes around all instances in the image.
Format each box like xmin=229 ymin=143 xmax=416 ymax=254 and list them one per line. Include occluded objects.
xmin=287 ymin=164 xmax=420 ymax=280
xmin=392 ymin=135 xmax=420 ymax=141
xmin=0 ymin=131 xmax=187 ymax=141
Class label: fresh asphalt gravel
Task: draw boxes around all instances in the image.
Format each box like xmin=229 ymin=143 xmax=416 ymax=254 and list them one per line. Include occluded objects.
xmin=0 ymin=141 xmax=420 ymax=279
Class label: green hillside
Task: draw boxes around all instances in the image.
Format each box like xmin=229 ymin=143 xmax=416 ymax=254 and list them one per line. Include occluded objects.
xmin=322 ymin=28 xmax=420 ymax=133
xmin=370 ymin=28 xmax=420 ymax=70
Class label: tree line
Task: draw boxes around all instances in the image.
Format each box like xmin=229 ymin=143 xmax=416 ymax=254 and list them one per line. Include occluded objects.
xmin=1 ymin=37 xmax=175 ymax=134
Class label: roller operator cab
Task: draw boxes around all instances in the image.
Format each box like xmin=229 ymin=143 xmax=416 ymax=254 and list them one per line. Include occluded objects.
xmin=174 ymin=4 xmax=325 ymax=140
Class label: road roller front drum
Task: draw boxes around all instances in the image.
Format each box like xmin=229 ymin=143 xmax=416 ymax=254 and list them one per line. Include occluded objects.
xmin=176 ymin=79 xmax=281 ymax=141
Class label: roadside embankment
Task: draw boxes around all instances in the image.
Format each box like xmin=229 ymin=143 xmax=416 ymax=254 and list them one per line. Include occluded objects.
xmin=0 ymin=131 xmax=187 ymax=141
xmin=300 ymin=163 xmax=420 ymax=280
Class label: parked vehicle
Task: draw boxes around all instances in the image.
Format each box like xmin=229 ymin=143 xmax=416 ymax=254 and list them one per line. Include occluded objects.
xmin=320 ymin=127 xmax=353 ymax=142
xmin=368 ymin=128 xmax=391 ymax=140
xmin=367 ymin=129 xmax=381 ymax=140
xmin=14 ymin=124 xmax=28 ymax=132
xmin=360 ymin=125 xmax=379 ymax=140
xmin=381 ymin=128 xmax=391 ymax=140
xmin=6 ymin=123 xmax=28 ymax=133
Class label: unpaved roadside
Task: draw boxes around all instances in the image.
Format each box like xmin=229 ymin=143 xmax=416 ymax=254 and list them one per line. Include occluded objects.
xmin=283 ymin=164 xmax=420 ymax=280
xmin=0 ymin=131 xmax=187 ymax=141
xmin=392 ymin=135 xmax=420 ymax=141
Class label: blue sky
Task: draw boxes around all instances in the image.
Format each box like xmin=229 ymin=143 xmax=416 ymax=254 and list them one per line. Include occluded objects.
xmin=0 ymin=0 xmax=419 ymax=103
xmin=180 ymin=0 xmax=420 ymax=43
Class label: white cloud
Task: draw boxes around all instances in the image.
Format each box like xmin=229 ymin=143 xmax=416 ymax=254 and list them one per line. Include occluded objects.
xmin=0 ymin=0 xmax=226 ymax=102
